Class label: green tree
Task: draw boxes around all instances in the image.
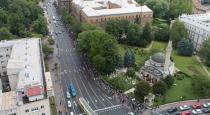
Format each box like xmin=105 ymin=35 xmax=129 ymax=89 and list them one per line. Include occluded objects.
xmin=169 ymin=0 xmax=193 ymax=19
xmin=81 ymin=23 xmax=101 ymax=32
xmin=171 ymin=20 xmax=188 ymax=48
xmin=126 ymin=68 xmax=136 ymax=78
xmin=135 ymin=80 xmax=152 ymax=102
xmin=127 ymin=23 xmax=141 ymax=46
xmin=153 ymin=20 xmax=170 ymax=42
xmin=32 ymin=16 xmax=48 ymax=35
xmin=177 ymin=38 xmax=194 ymax=56
xmin=153 ymin=81 xmax=167 ymax=95
xmin=198 ymin=37 xmax=210 ymax=66
xmin=0 ymin=9 xmax=9 ymax=27
xmin=141 ymin=22 xmax=153 ymax=46
xmin=0 ymin=27 xmax=15 ymax=40
xmin=105 ymin=19 xmax=129 ymax=39
xmin=78 ymin=30 xmax=119 ymax=74
xmin=145 ymin=0 xmax=169 ymax=18
xmin=163 ymin=75 xmax=175 ymax=88
xmin=192 ymin=76 xmax=210 ymax=98
xmin=42 ymin=44 xmax=53 ymax=59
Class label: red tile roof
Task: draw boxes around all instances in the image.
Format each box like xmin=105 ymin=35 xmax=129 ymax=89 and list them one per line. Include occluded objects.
xmin=27 ymin=86 xmax=43 ymax=97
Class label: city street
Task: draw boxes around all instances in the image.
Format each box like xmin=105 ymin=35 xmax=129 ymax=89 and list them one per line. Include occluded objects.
xmin=44 ymin=0 xmax=130 ymax=115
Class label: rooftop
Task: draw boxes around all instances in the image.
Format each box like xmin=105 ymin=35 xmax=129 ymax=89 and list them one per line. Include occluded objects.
xmin=73 ymin=0 xmax=152 ymax=17
xmin=27 ymin=86 xmax=44 ymax=97
xmin=0 ymin=91 xmax=16 ymax=111
xmin=179 ymin=13 xmax=210 ymax=32
xmin=2 ymin=38 xmax=43 ymax=89
xmin=45 ymin=72 xmax=53 ymax=92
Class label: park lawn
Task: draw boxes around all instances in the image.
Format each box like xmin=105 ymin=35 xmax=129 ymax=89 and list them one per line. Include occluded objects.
xmin=155 ymin=77 xmax=199 ymax=105
xmin=163 ymin=77 xmax=196 ymax=103
xmin=172 ymin=51 xmax=208 ymax=77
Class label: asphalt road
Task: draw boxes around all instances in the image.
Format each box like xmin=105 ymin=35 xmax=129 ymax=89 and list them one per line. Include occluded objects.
xmin=44 ymin=0 xmax=130 ymax=115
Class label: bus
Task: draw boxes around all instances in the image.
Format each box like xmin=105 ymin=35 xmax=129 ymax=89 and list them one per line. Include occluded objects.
xmin=78 ymin=97 xmax=98 ymax=115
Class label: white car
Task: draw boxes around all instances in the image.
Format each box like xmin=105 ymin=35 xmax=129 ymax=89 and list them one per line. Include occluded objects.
xmin=192 ymin=109 xmax=202 ymax=114
xmin=203 ymin=103 xmax=210 ymax=108
xmin=179 ymin=105 xmax=191 ymax=111
xmin=128 ymin=112 xmax=134 ymax=115
xmin=70 ymin=112 xmax=74 ymax=115
xmin=66 ymin=91 xmax=71 ymax=99
xmin=67 ymin=100 xmax=72 ymax=108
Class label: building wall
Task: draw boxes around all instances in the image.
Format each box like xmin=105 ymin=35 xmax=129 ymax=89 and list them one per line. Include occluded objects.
xmin=58 ymin=0 xmax=72 ymax=11
xmin=0 ymin=46 xmax=12 ymax=76
xmin=81 ymin=11 xmax=153 ymax=26
xmin=17 ymin=99 xmax=51 ymax=115
xmin=183 ymin=22 xmax=210 ymax=51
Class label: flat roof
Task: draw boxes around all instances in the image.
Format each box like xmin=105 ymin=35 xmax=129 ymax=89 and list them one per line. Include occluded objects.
xmin=0 ymin=91 xmax=16 ymax=111
xmin=3 ymin=38 xmax=43 ymax=89
xmin=73 ymin=0 xmax=152 ymax=17
xmin=82 ymin=5 xmax=152 ymax=17
xmin=179 ymin=13 xmax=210 ymax=32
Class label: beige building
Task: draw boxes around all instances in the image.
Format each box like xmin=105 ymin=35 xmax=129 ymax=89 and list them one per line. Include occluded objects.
xmin=69 ymin=0 xmax=153 ymax=25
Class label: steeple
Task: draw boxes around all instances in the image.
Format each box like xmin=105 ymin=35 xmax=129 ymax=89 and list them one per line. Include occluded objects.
xmin=164 ymin=40 xmax=173 ymax=76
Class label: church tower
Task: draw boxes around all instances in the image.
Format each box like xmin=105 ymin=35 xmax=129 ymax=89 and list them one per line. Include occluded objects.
xmin=164 ymin=40 xmax=173 ymax=77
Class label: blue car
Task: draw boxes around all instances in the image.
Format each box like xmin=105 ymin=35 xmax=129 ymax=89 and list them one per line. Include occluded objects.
xmin=69 ymin=84 xmax=77 ymax=97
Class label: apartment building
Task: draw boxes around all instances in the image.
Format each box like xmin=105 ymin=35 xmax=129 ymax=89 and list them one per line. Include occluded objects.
xmin=0 ymin=38 xmax=51 ymax=115
xmin=179 ymin=13 xmax=210 ymax=51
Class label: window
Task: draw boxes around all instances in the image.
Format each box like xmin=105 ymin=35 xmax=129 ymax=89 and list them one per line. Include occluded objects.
xmin=41 ymin=105 xmax=44 ymax=109
xmin=31 ymin=107 xmax=39 ymax=112
xmin=25 ymin=109 xmax=29 ymax=113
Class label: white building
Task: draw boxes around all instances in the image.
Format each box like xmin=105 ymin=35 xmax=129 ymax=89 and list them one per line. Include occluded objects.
xmin=0 ymin=38 xmax=51 ymax=115
xmin=140 ymin=41 xmax=175 ymax=84
xmin=179 ymin=13 xmax=210 ymax=51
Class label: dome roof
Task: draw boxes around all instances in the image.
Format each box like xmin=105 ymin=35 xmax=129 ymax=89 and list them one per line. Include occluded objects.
xmin=151 ymin=52 xmax=165 ymax=63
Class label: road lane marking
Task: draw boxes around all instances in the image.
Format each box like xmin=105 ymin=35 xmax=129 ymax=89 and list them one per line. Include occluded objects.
xmin=94 ymin=104 xmax=122 ymax=112
xmin=80 ymin=77 xmax=98 ymax=109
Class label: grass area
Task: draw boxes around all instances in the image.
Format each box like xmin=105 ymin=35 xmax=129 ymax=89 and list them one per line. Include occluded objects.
xmin=50 ymin=97 xmax=57 ymax=115
xmin=172 ymin=52 xmax=208 ymax=77
xmin=31 ymin=33 xmax=44 ymax=38
xmin=155 ymin=76 xmax=199 ymax=105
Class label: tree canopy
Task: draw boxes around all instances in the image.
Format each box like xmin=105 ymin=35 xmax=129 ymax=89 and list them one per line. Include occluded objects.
xmin=171 ymin=20 xmax=188 ymax=48
xmin=135 ymin=80 xmax=152 ymax=102
xmin=152 ymin=81 xmax=167 ymax=95
xmin=0 ymin=0 xmax=47 ymax=38
xmin=177 ymin=38 xmax=194 ymax=56
xmin=145 ymin=0 xmax=169 ymax=18
xmin=78 ymin=30 xmax=119 ymax=74
xmin=198 ymin=37 xmax=210 ymax=66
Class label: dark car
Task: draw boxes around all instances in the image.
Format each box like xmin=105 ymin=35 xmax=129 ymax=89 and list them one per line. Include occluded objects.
xmin=202 ymin=108 xmax=210 ymax=113
xmin=167 ymin=107 xmax=178 ymax=113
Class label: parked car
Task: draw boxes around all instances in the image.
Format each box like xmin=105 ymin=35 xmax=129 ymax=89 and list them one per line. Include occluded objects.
xmin=203 ymin=103 xmax=210 ymax=108
xmin=179 ymin=105 xmax=191 ymax=111
xmin=167 ymin=107 xmax=178 ymax=113
xmin=66 ymin=91 xmax=71 ymax=99
xmin=70 ymin=112 xmax=74 ymax=115
xmin=128 ymin=112 xmax=134 ymax=115
xmin=202 ymin=108 xmax=210 ymax=113
xmin=67 ymin=100 xmax=72 ymax=108
xmin=192 ymin=109 xmax=202 ymax=114
xmin=192 ymin=103 xmax=202 ymax=109
xmin=182 ymin=111 xmax=191 ymax=115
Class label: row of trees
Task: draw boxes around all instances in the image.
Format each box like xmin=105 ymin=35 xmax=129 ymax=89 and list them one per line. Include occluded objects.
xmin=0 ymin=0 xmax=48 ymax=40
xmin=143 ymin=0 xmax=193 ymax=19
xmin=106 ymin=19 xmax=153 ymax=47
xmin=135 ymin=76 xmax=174 ymax=101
